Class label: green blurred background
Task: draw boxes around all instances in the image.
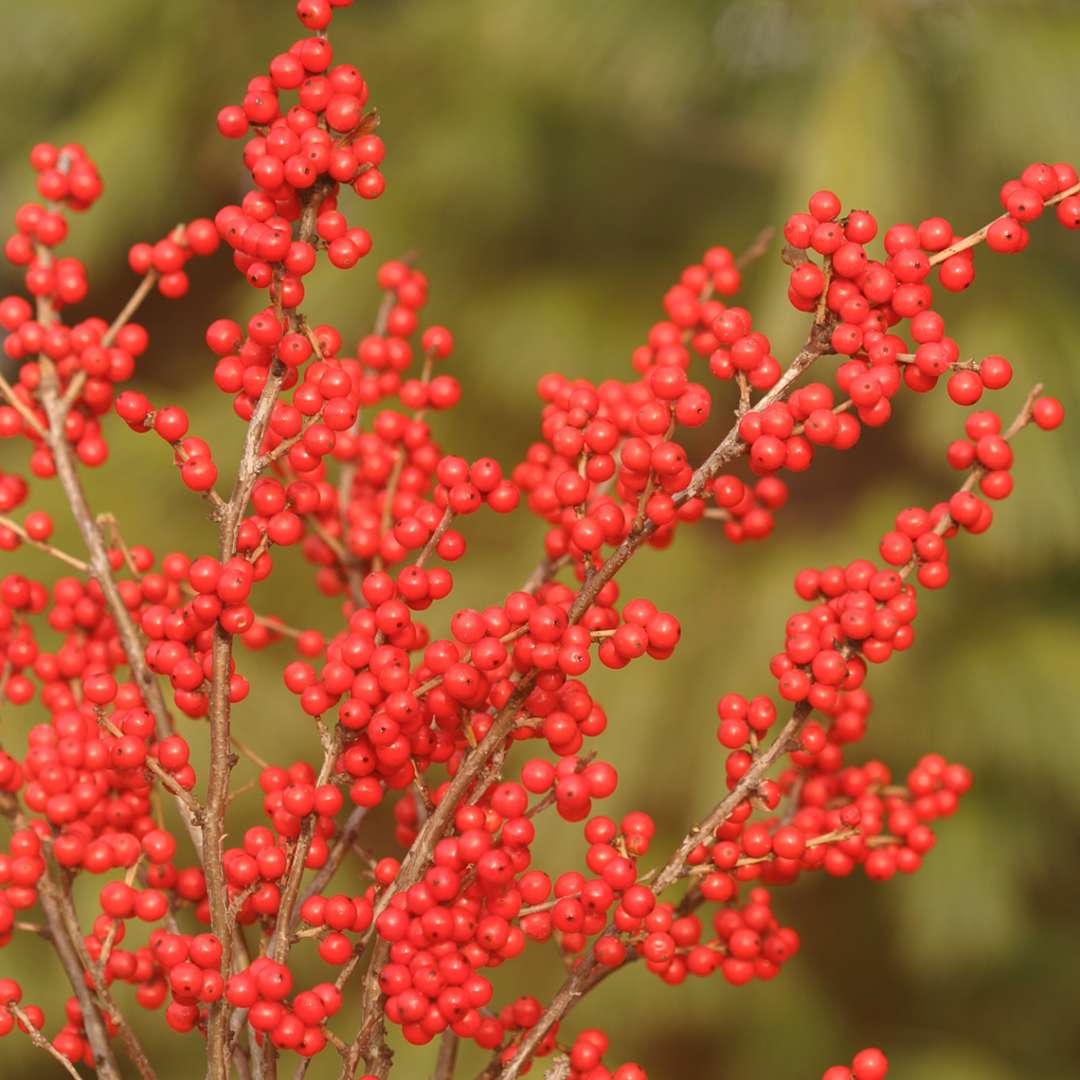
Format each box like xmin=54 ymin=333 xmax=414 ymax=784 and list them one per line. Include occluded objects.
xmin=2 ymin=0 xmax=1078 ymax=1077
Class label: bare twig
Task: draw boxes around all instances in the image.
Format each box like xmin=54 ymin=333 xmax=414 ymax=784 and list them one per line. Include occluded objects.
xmin=0 ymin=515 xmax=88 ymax=571
xmin=735 ymin=225 xmax=775 ymax=270
xmin=430 ymin=1032 xmax=460 ymax=1080
xmin=542 ymin=1056 xmax=571 ymax=1080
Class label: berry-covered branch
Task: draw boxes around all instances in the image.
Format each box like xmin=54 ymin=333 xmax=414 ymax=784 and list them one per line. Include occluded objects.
xmin=0 ymin=2 xmax=1071 ymax=1079
xmin=494 ymin=385 xmax=1046 ymax=1079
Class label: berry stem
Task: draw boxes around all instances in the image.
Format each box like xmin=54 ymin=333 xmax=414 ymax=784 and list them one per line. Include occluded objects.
xmin=292 ymin=803 xmax=372 ymax=932
xmin=267 ymin=721 xmax=340 ymax=963
xmin=0 ymin=514 xmax=89 ymax=571
xmin=0 ymin=371 xmax=48 ymax=439
xmin=336 ymin=274 xmax=403 ymax=536
xmin=431 ymin=1031 xmax=460 ymax=1080
xmin=7 ymin=1002 xmax=85 ymax=1080
xmin=204 ymin=178 xmax=333 ymax=1080
xmin=928 ymin=180 xmax=1080 ymax=265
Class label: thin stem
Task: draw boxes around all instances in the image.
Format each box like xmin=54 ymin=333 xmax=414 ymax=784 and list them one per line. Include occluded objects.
xmin=0 ymin=372 xmax=48 ymax=439
xmin=542 ymin=1056 xmax=571 ymax=1080
xmin=203 ymin=179 xmax=334 ymax=1080
xmin=103 ymin=267 xmax=162 ymax=346
xmin=33 ymin=864 xmax=125 ymax=1080
xmin=293 ymin=804 xmax=371 ymax=930
xmin=0 ymin=515 xmax=88 ymax=571
xmin=734 ymin=225 xmax=775 ymax=270
xmin=416 ymin=507 xmax=454 ymax=569
xmin=927 ymin=179 xmax=1080 ymax=266
xmin=430 ymin=1032 xmax=460 ymax=1080
xmin=268 ymin=720 xmax=340 ymax=962
xmin=7 ymin=1004 xmax=84 ymax=1080
xmin=231 ymin=733 xmax=274 ymax=772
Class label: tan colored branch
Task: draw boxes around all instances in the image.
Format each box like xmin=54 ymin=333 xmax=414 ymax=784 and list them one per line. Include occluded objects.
xmin=204 ymin=179 xmax=333 ymax=1080
xmin=7 ymin=1003 xmax=83 ymax=1080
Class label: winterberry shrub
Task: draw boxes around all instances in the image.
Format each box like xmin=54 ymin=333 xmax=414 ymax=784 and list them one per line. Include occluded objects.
xmin=0 ymin=2 xmax=1072 ymax=1079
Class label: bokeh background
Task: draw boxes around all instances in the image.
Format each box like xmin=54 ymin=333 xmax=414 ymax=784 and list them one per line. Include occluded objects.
xmin=1 ymin=0 xmax=1078 ymax=1077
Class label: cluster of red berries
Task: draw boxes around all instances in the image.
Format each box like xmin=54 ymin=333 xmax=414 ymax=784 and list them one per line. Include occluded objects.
xmin=367 ymin=774 xmax=626 ymax=1050
xmin=509 ymin=172 xmax=1073 ymax=576
xmin=706 ymin=299 xmax=782 ymax=390
xmin=0 ymin=0 xmax=1070 ymax=1075
xmin=229 ymin=767 xmax=341 ymax=892
xmin=697 ymin=404 xmax=1043 ymax=900
xmin=333 ymin=431 xmax=517 ymax=574
xmin=127 ymin=219 xmax=221 ymax=299
xmin=0 ymin=142 xmax=153 ymax=470
xmin=945 ymin=399 xmax=1063 ymax=490
xmin=222 ymin=960 xmax=342 ymax=1054
xmin=999 ymin=162 xmax=1080 ymax=236
xmin=0 ymin=829 xmax=45 ymax=941
xmin=137 ymin=549 xmax=258 ymax=716
xmin=214 ymin=3 xmax=381 ymax=311
xmin=0 ymin=979 xmax=52 ymax=1052
xmin=557 ymin=1029 xmax=645 ymax=1080
xmin=5 ymin=201 xmax=88 ymax=308
xmin=791 ymin=754 xmax=970 ymax=881
xmin=24 ymin=143 xmax=103 ymax=211
xmin=115 ymin=392 xmax=222 ymax=492
xmin=707 ymin=471 xmax=787 ymax=543
xmin=822 ymin=1046 xmax=889 ymax=1080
